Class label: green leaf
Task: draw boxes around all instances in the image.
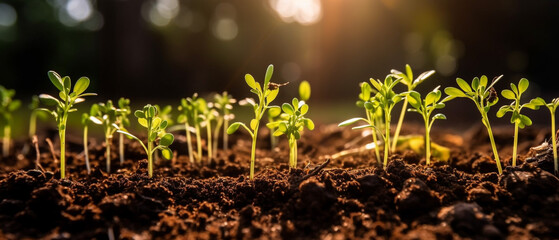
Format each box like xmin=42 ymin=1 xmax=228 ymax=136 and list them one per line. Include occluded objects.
xmin=264 ymin=64 xmax=274 ymax=87
xmin=245 ymin=74 xmax=258 ymax=90
xmin=501 ymin=89 xmax=516 ymax=100
xmin=352 ymin=125 xmax=373 ymax=130
xmin=135 ymin=110 xmax=145 ymax=119
xmin=8 ymin=100 xmax=20 ymax=111
xmin=425 ymin=91 xmax=438 ymax=105
xmin=268 ymin=106 xmax=281 ymax=117
xmin=518 ymin=78 xmax=529 ymax=94
xmin=456 ymin=78 xmax=472 ymax=92
xmin=117 ymin=130 xmax=141 ymax=142
xmin=250 ymin=119 xmax=259 ymax=130
xmin=364 ymin=101 xmax=374 ymax=110
xmin=433 ymin=113 xmax=446 ymax=120
xmin=160 ymin=133 xmax=174 ymax=146
xmin=496 ymin=105 xmax=510 ymax=118
xmin=267 ymin=89 xmax=279 ymax=103
xmin=273 ymin=129 xmax=285 ymax=136
xmin=282 ymin=103 xmax=294 ymax=115
xmin=138 ymin=118 xmax=148 ymax=127
xmin=161 ymin=147 xmax=173 ymax=160
xmin=519 ymin=114 xmax=532 ymax=127
xmin=304 ymin=118 xmax=315 ymax=130
xmin=62 ymin=76 xmax=71 ymax=93
xmin=149 ymin=132 xmax=157 ymax=142
xmin=148 ymin=106 xmax=156 ymax=118
xmin=510 ymin=83 xmax=518 ymax=95
xmin=266 ymin=121 xmax=281 ymax=129
xmin=227 ymin=122 xmax=242 ymax=134
xmin=160 ymin=120 xmax=168 ymax=129
xmin=73 ymin=77 xmax=90 ymax=95
xmin=339 ymin=117 xmax=365 ymax=127
xmin=300 ymin=104 xmax=309 ymax=115
xmin=405 ymin=64 xmax=413 ymax=81
xmin=360 ymin=82 xmax=371 ymax=101
xmin=479 ymin=75 xmax=488 ymax=88
xmin=39 ymin=94 xmax=60 ymax=106
xmin=444 ymin=87 xmax=466 ymax=98
xmin=413 ymin=70 xmax=435 ymax=87
xmin=530 ymin=97 xmax=546 ymax=106
xmin=59 ymin=91 xmax=67 ymax=101
xmin=177 ymin=114 xmax=186 ymax=123
xmin=152 ymin=117 xmax=161 ymax=128
xmin=369 ymin=78 xmax=382 ymax=91
xmin=89 ymin=116 xmax=102 ymax=125
xmin=299 ymin=80 xmax=311 ymax=101
xmin=47 ymin=71 xmax=64 ymax=92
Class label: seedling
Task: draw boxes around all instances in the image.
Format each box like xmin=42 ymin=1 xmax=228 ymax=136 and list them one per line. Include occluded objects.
xmin=407 ymin=86 xmax=448 ymax=165
xmin=267 ymin=106 xmax=282 ymax=149
xmin=390 ymin=65 xmax=435 ymax=151
xmin=118 ymin=104 xmax=174 ymax=178
xmin=117 ymin=98 xmax=131 ymax=164
xmin=38 ymin=71 xmax=96 ymax=178
xmin=529 ymin=97 xmax=559 ymax=173
xmin=0 ymin=86 xmax=21 ymax=158
xmin=497 ymin=78 xmax=539 ymax=167
xmin=338 ymin=82 xmax=383 ymax=163
xmin=154 ymin=104 xmax=173 ymax=163
xmin=81 ymin=104 xmax=101 ymax=174
xmin=444 ymin=75 xmax=503 ymax=174
xmin=267 ymin=98 xmax=314 ymax=168
xmin=227 ymin=64 xmax=281 ymax=180
xmin=89 ymin=100 xmax=122 ymax=173
xmin=213 ymin=92 xmax=236 ymax=153
xmin=178 ymin=96 xmax=197 ymax=162
xmin=198 ymin=99 xmax=217 ymax=162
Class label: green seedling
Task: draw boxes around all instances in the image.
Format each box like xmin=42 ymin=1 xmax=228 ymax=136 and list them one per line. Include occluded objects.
xmin=198 ymin=99 xmax=217 ymax=162
xmin=338 ymin=82 xmax=383 ymax=163
xmin=213 ymin=92 xmax=236 ymax=153
xmin=407 ymin=86 xmax=448 ymax=165
xmin=529 ymin=97 xmax=559 ymax=173
xmin=81 ymin=104 xmax=101 ymax=174
xmin=118 ymin=104 xmax=174 ymax=178
xmin=89 ymin=100 xmax=123 ymax=173
xmin=154 ymin=104 xmax=173 ymax=163
xmin=341 ymin=75 xmax=403 ymax=168
xmin=0 ymin=86 xmax=21 ymax=158
xmin=38 ymin=71 xmax=96 ymax=178
xmin=445 ymin=75 xmax=503 ymax=174
xmin=28 ymin=95 xmax=48 ymax=139
xmin=497 ymin=78 xmax=539 ymax=167
xmin=189 ymin=94 xmax=205 ymax=162
xmin=267 ymin=98 xmax=314 ymax=168
xmin=267 ymin=105 xmax=283 ymax=149
xmin=117 ymin=98 xmax=131 ymax=164
xmin=178 ymin=96 xmax=197 ymax=162
xmin=227 ymin=64 xmax=280 ymax=180
xmin=390 ymin=65 xmax=435 ymax=151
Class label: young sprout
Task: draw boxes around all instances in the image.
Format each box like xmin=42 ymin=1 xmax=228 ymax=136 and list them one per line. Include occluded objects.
xmin=89 ymin=100 xmax=122 ymax=173
xmin=338 ymin=82 xmax=382 ymax=163
xmin=213 ymin=92 xmax=236 ymax=153
xmin=38 ymin=71 xmax=96 ymax=178
xmin=118 ymin=104 xmax=174 ymax=178
xmin=0 ymin=86 xmax=21 ymax=158
xmin=267 ymin=98 xmax=314 ymax=168
xmin=407 ymin=87 xmax=448 ymax=165
xmin=529 ymin=97 xmax=559 ymax=173
xmin=497 ymin=78 xmax=539 ymax=167
xmin=178 ymin=96 xmax=196 ymax=162
xmin=28 ymin=95 xmax=48 ymax=139
xmin=81 ymin=104 xmax=101 ymax=174
xmin=227 ymin=64 xmax=281 ymax=180
xmin=390 ymin=65 xmax=435 ymax=151
xmin=267 ymin=105 xmax=282 ymax=149
xmin=154 ymin=104 xmax=173 ymax=163
xmin=189 ymin=95 xmax=205 ymax=162
xmin=198 ymin=99 xmax=217 ymax=162
xmin=445 ymin=75 xmax=503 ymax=174
xmin=117 ymin=98 xmax=131 ymax=164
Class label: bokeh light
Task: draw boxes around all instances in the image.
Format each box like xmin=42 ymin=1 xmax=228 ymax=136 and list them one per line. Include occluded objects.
xmin=0 ymin=3 xmax=17 ymax=27
xmin=269 ymin=0 xmax=322 ymax=26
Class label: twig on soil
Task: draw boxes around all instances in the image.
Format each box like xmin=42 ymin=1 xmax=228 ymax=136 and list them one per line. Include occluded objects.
xmin=32 ymin=135 xmax=44 ymax=171
xmin=45 ymin=138 xmax=58 ymax=163
xmin=290 ymin=159 xmax=330 ymax=188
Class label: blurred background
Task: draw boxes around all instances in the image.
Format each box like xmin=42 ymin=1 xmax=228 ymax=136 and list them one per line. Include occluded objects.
xmin=1 ymin=0 xmax=559 ymax=126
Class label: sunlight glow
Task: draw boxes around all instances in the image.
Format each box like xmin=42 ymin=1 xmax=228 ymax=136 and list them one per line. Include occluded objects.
xmin=66 ymin=0 xmax=92 ymax=22
xmin=0 ymin=3 xmax=17 ymax=27
xmin=269 ymin=0 xmax=322 ymax=26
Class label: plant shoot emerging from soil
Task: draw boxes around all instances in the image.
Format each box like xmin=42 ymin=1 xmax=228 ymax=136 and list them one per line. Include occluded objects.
xmin=28 ymin=95 xmax=47 ymax=139
xmin=390 ymin=65 xmax=435 ymax=151
xmin=81 ymin=104 xmax=101 ymax=174
xmin=89 ymin=100 xmax=124 ymax=173
xmin=407 ymin=86 xmax=447 ymax=165
xmin=529 ymin=97 xmax=559 ymax=173
xmin=0 ymin=86 xmax=21 ymax=158
xmin=267 ymin=98 xmax=314 ymax=168
xmin=198 ymin=99 xmax=217 ymax=162
xmin=497 ymin=78 xmax=539 ymax=167
xmin=227 ymin=64 xmax=281 ymax=180
xmin=212 ymin=92 xmax=236 ymax=153
xmin=118 ymin=104 xmax=174 ymax=178
xmin=445 ymin=75 xmax=503 ymax=174
xmin=117 ymin=98 xmax=131 ymax=164
xmin=177 ymin=94 xmax=205 ymax=163
xmin=38 ymin=71 xmax=96 ymax=178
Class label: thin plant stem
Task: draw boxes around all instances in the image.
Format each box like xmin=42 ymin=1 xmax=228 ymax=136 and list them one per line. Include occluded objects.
xmin=105 ymin=136 xmax=111 ymax=173
xmin=29 ymin=111 xmax=37 ymax=138
xmin=484 ymin=116 xmax=502 ymax=174
xmin=84 ymin=126 xmax=91 ymax=174
xmin=392 ymin=98 xmax=408 ymax=151
xmin=213 ymin=117 xmax=223 ymax=157
xmin=195 ymin=125 xmax=202 ymax=163
xmin=425 ymin=119 xmax=431 ymax=165
xmin=223 ymin=118 xmax=229 ymax=150
xmin=206 ymin=119 xmax=212 ymax=162
xmin=552 ymin=113 xmax=558 ymax=174
xmin=512 ymin=122 xmax=519 ymax=167
xmin=383 ymin=109 xmax=391 ymax=169
xmin=250 ymin=133 xmax=257 ymax=180
xmin=185 ymin=122 xmax=194 ymax=162
xmin=119 ymin=133 xmax=124 ymax=164
xmin=148 ymin=140 xmax=153 ymax=178
xmin=60 ymin=113 xmax=68 ymax=179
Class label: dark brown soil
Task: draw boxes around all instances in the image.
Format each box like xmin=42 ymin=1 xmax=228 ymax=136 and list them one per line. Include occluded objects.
xmin=1 ymin=123 xmax=558 ymax=239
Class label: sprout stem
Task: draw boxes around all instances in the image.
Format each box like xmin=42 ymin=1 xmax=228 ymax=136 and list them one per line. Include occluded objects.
xmin=223 ymin=118 xmax=229 ymax=150
xmin=106 ymin=136 xmax=111 ymax=173
xmin=425 ymin=120 xmax=431 ymax=165
xmin=119 ymin=133 xmax=124 ymax=164
xmin=384 ymin=109 xmax=391 ymax=169
xmin=84 ymin=125 xmax=91 ymax=174
xmin=392 ymin=98 xmax=408 ymax=151
xmin=185 ymin=122 xmax=194 ymax=163
xmin=552 ymin=113 xmax=558 ymax=174
xmin=250 ymin=133 xmax=257 ymax=180
xmin=195 ymin=125 xmax=202 ymax=163
xmin=213 ymin=117 xmax=223 ymax=156
xmin=289 ymin=136 xmax=297 ymax=168
xmin=512 ymin=122 xmax=519 ymax=167
xmin=206 ymin=119 xmax=213 ymax=162
xmin=29 ymin=111 xmax=37 ymax=138
xmin=485 ymin=119 xmax=503 ymax=174
xmin=60 ymin=114 xmax=68 ymax=179
xmin=148 ymin=140 xmax=153 ymax=178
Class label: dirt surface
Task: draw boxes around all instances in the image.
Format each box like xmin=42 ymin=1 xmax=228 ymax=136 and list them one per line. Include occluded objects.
xmin=1 ymin=123 xmax=558 ymax=239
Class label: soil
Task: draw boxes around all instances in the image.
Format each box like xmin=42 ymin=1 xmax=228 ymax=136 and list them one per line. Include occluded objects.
xmin=1 ymin=123 xmax=558 ymax=239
